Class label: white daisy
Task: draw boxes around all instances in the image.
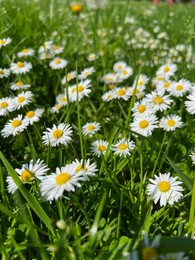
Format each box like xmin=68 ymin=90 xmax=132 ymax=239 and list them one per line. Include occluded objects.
xmin=91 ymin=140 xmax=109 ymax=157
xmin=0 ymin=37 xmax=12 ymax=48
xmin=152 ymin=73 xmax=169 ymax=86
xmin=111 ymin=138 xmax=135 ymax=157
xmin=161 ymin=251 xmax=189 ymax=260
xmin=132 ymin=99 xmax=155 ymax=118
xmin=51 ymin=45 xmax=64 ymax=55
xmin=155 ymin=79 xmax=173 ymax=94
xmin=79 ymin=66 xmax=95 ymax=80
xmin=42 ymin=123 xmax=73 ymax=147
xmin=6 ymin=159 xmax=49 ymax=193
xmin=49 ymin=57 xmax=68 ymax=69
xmin=147 ymin=172 xmax=183 ymax=207
xmin=113 ymin=87 xmax=131 ymax=101
xmin=156 ymin=63 xmax=177 ymax=78
xmin=169 ymin=79 xmax=191 ymax=97
xmin=102 ymin=72 xmax=118 ymax=84
xmin=82 ymin=121 xmax=101 ymax=136
xmin=10 ymin=81 xmax=31 ymax=91
xmin=61 ymin=71 xmax=76 ymax=84
xmin=185 ymin=91 xmax=195 ymax=114
xmin=146 ymin=91 xmax=173 ymax=112
xmin=1 ymin=114 xmax=28 ymax=137
xmin=70 ymin=158 xmax=98 ymax=181
xmin=10 ymin=61 xmax=32 ymax=74
xmin=40 ymin=164 xmax=84 ymax=201
xmin=0 ymin=68 xmax=10 ymax=78
xmin=0 ymin=97 xmax=14 ymax=116
xmin=190 ymin=149 xmax=195 ymax=165
xmin=17 ymin=48 xmax=35 ymax=58
xmin=102 ymin=89 xmax=116 ymax=102
xmin=87 ymin=53 xmax=98 ymax=61
xmin=51 ymin=103 xmax=63 ymax=113
xmin=56 ymin=92 xmax=68 ymax=106
xmin=113 ymin=61 xmax=127 ymax=72
xmin=130 ymin=114 xmax=158 ymax=137
xmin=68 ymin=79 xmax=91 ymax=102
xmin=132 ymin=74 xmax=149 ymax=88
xmin=116 ymin=66 xmax=133 ymax=81
xmin=12 ymin=91 xmax=33 ymax=110
xmin=128 ymin=85 xmax=146 ymax=99
xmin=159 ymin=114 xmax=183 ymax=132
xmin=25 ymin=108 xmax=44 ymax=125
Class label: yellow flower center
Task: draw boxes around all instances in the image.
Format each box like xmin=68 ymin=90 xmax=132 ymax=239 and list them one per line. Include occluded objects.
xmin=87 ymin=125 xmax=95 ymax=131
xmin=16 ymin=81 xmax=23 ymax=86
xmin=0 ymin=39 xmax=5 ymax=45
xmin=153 ymin=95 xmax=163 ymax=105
xmin=117 ymin=65 xmax=123 ymax=70
xmin=0 ymin=101 xmax=8 ymax=108
xmin=157 ymin=76 xmax=163 ymax=81
xmin=138 ymin=104 xmax=146 ymax=113
xmin=138 ymin=80 xmax=144 ymax=86
xmin=78 ymin=85 xmax=84 ymax=92
xmin=52 ymin=129 xmax=63 ymax=139
xmin=118 ymin=143 xmax=128 ymax=150
xmin=97 ymin=145 xmax=106 ymax=152
xmin=76 ymin=165 xmax=82 ymax=172
xmin=0 ymin=70 xmax=4 ymax=74
xmin=55 ymin=59 xmax=61 ymax=64
xmin=139 ymin=120 xmax=149 ymax=129
xmin=117 ymin=89 xmax=126 ymax=96
xmin=53 ymin=45 xmax=59 ymax=50
xmin=84 ymin=71 xmax=89 ymax=76
xmin=17 ymin=62 xmax=24 ymax=68
xmin=122 ymin=70 xmax=128 ymax=75
xmin=56 ymin=173 xmax=71 ymax=185
xmin=70 ymin=4 xmax=82 ymax=13
xmin=18 ymin=96 xmax=25 ymax=103
xmin=21 ymin=169 xmax=33 ymax=182
xmin=167 ymin=119 xmax=176 ymax=126
xmin=108 ymin=77 xmax=113 ymax=82
xmin=109 ymin=84 xmax=115 ymax=90
xmin=176 ymin=84 xmax=183 ymax=91
xmin=158 ymin=180 xmax=170 ymax=192
xmin=164 ymin=81 xmax=171 ymax=88
xmin=67 ymin=73 xmax=72 ymax=80
xmin=142 ymin=247 xmax=158 ymax=260
xmin=60 ymin=97 xmax=66 ymax=102
xmin=55 ymin=104 xmax=61 ymax=110
xmin=132 ymin=89 xmax=139 ymax=95
xmin=26 ymin=111 xmax=35 ymax=118
xmin=163 ymin=66 xmax=170 ymax=72
xmin=22 ymin=48 xmax=29 ymax=53
xmin=12 ymin=119 xmax=22 ymax=128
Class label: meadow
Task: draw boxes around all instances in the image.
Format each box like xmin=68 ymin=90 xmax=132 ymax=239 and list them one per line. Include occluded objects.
xmin=0 ymin=0 xmax=195 ymax=259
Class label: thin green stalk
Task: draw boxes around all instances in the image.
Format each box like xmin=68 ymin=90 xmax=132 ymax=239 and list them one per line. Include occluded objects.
xmin=188 ymin=176 xmax=195 ymax=237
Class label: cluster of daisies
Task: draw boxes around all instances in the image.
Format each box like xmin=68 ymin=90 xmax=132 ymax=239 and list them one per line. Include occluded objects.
xmin=6 ymin=157 xmax=98 ymax=201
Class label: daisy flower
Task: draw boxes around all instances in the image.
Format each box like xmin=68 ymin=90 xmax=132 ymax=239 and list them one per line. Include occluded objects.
xmin=91 ymin=140 xmax=109 ymax=157
xmin=82 ymin=121 xmax=101 ymax=136
xmin=159 ymin=114 xmax=183 ymax=132
xmin=146 ymin=91 xmax=173 ymax=112
xmin=185 ymin=91 xmax=195 ymax=114
xmin=12 ymin=91 xmax=33 ymax=110
xmin=87 ymin=53 xmax=98 ymax=62
xmin=1 ymin=114 xmax=28 ymax=137
xmin=68 ymin=79 xmax=91 ymax=102
xmin=152 ymin=73 xmax=169 ymax=86
xmin=40 ymin=164 xmax=84 ymax=201
xmin=128 ymin=85 xmax=145 ymax=99
xmin=25 ymin=108 xmax=44 ymax=125
xmin=161 ymin=251 xmax=189 ymax=260
xmin=70 ymin=158 xmax=98 ymax=181
xmin=111 ymin=138 xmax=135 ymax=157
xmin=116 ymin=66 xmax=133 ymax=81
xmin=61 ymin=71 xmax=76 ymax=84
xmin=42 ymin=123 xmax=73 ymax=147
xmin=102 ymin=89 xmax=116 ymax=102
xmin=51 ymin=45 xmax=64 ymax=55
xmin=189 ymin=149 xmax=195 ymax=165
xmin=10 ymin=61 xmax=32 ymax=74
xmin=49 ymin=57 xmax=68 ymax=69
xmin=155 ymin=79 xmax=173 ymax=94
xmin=79 ymin=66 xmax=95 ymax=80
xmin=0 ymin=37 xmax=12 ymax=48
xmin=156 ymin=63 xmax=177 ymax=78
xmin=113 ymin=87 xmax=131 ymax=101
xmin=0 ymin=68 xmax=10 ymax=78
xmin=113 ymin=61 xmax=127 ymax=72
xmin=132 ymin=74 xmax=149 ymax=88
xmin=17 ymin=48 xmax=35 ymax=58
xmin=147 ymin=172 xmax=183 ymax=207
xmin=56 ymin=92 xmax=68 ymax=106
xmin=169 ymin=79 xmax=191 ymax=97
xmin=6 ymin=159 xmax=49 ymax=194
xmin=130 ymin=114 xmax=158 ymax=137
xmin=10 ymin=81 xmax=31 ymax=91
xmin=51 ymin=103 xmax=63 ymax=113
xmin=132 ymin=99 xmax=155 ymax=118
xmin=102 ymin=72 xmax=118 ymax=84
xmin=0 ymin=97 xmax=14 ymax=116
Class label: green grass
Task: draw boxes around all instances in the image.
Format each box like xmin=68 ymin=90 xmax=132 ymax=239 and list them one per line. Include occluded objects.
xmin=0 ymin=0 xmax=195 ymax=259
